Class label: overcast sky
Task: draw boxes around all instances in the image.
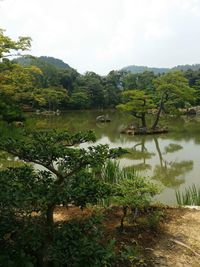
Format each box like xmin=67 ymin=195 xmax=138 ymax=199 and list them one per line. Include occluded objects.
xmin=1 ymin=0 xmax=200 ymax=75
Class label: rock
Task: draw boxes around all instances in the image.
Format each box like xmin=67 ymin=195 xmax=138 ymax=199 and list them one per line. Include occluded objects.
xmin=12 ymin=121 xmax=24 ymax=127
xmin=187 ymin=108 xmax=196 ymax=115
xmin=96 ymin=115 xmax=111 ymax=123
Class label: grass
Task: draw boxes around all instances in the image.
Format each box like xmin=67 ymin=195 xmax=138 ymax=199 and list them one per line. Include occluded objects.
xmin=99 ymin=160 xmax=137 ymax=206
xmin=101 ymin=160 xmax=137 ymax=184
xmin=176 ymin=184 xmax=200 ymax=206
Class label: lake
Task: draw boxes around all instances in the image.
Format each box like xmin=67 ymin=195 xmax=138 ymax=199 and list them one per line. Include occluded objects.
xmin=2 ymin=110 xmax=200 ymax=205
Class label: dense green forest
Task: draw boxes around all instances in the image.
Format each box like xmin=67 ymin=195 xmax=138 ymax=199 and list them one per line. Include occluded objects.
xmin=1 ymin=28 xmax=200 ymax=124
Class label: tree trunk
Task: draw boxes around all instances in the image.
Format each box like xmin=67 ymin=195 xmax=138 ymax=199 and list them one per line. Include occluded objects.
xmin=154 ymin=137 xmax=163 ymax=168
xmin=39 ymin=205 xmax=55 ymax=267
xmin=141 ymin=113 xmax=146 ymax=129
xmin=151 ymin=94 xmax=164 ymax=130
xmin=120 ymin=206 xmax=128 ymax=231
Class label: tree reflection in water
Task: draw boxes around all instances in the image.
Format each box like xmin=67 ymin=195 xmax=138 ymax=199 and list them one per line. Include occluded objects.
xmin=122 ymin=137 xmax=193 ymax=189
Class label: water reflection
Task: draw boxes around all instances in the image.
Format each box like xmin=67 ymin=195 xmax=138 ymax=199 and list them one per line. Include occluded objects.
xmin=1 ymin=110 xmax=200 ymax=204
xmin=121 ymin=136 xmax=193 ymax=189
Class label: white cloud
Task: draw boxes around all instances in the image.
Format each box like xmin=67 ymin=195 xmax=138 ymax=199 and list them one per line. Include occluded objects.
xmin=1 ymin=0 xmax=200 ymax=74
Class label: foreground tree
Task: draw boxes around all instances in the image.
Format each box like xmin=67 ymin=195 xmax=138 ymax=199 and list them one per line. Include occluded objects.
xmin=0 ymin=130 xmax=123 ymax=266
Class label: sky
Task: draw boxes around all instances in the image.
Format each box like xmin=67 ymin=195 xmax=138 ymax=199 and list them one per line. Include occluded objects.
xmin=1 ymin=0 xmax=200 ymax=75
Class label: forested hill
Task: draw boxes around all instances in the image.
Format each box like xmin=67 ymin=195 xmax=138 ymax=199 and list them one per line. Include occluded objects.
xmin=121 ymin=65 xmax=169 ymax=74
xmin=122 ymin=64 xmax=200 ymax=74
xmin=14 ymin=56 xmax=71 ymax=70
xmin=39 ymin=56 xmax=70 ymax=69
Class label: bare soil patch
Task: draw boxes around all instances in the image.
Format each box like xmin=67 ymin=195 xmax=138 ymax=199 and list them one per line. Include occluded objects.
xmin=54 ymin=206 xmax=200 ymax=266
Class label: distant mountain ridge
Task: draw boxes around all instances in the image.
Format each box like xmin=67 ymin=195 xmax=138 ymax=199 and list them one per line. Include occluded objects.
xmin=14 ymin=56 xmax=71 ymax=70
xmin=122 ymin=64 xmax=200 ymax=74
xmin=39 ymin=56 xmax=70 ymax=69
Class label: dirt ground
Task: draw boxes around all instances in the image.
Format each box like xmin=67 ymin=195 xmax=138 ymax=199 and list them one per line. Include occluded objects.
xmin=54 ymin=206 xmax=200 ymax=267
xmin=147 ymin=207 xmax=200 ymax=267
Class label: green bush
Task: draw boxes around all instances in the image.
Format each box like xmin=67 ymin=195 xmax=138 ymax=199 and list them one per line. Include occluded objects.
xmin=146 ymin=210 xmax=164 ymax=231
xmin=50 ymin=215 xmax=116 ymax=267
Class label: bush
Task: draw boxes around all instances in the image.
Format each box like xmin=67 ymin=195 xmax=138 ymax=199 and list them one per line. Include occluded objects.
xmin=50 ymin=215 xmax=116 ymax=267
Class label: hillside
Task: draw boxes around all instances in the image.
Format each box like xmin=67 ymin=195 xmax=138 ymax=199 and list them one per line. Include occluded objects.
xmin=122 ymin=64 xmax=200 ymax=74
xmin=39 ymin=56 xmax=70 ymax=69
xmin=121 ymin=65 xmax=169 ymax=74
xmin=14 ymin=56 xmax=71 ymax=70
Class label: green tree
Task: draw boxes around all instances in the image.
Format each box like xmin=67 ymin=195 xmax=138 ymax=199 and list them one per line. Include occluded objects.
xmin=0 ymin=29 xmax=32 ymax=122
xmin=117 ymin=90 xmax=155 ymax=130
xmin=123 ymin=71 xmax=155 ymax=94
xmin=0 ymin=28 xmax=31 ymax=59
xmin=0 ymin=130 xmax=123 ymax=266
xmin=69 ymin=91 xmax=91 ymax=109
xmin=33 ymin=86 xmax=69 ymax=110
xmin=152 ymin=71 xmax=195 ymax=129
xmin=103 ymin=70 xmax=123 ymax=107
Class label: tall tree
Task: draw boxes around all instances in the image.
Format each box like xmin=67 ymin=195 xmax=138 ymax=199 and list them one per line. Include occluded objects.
xmin=0 ymin=29 xmax=32 ymax=122
xmin=117 ymin=90 xmax=155 ymax=130
xmin=152 ymin=71 xmax=195 ymax=129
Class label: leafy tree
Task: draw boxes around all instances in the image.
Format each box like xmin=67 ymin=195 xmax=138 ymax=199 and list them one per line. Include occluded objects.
xmin=74 ymin=72 xmax=105 ymax=108
xmin=32 ymin=86 xmax=69 ymax=110
xmin=0 ymin=29 xmax=33 ymax=122
xmin=117 ymin=90 xmax=155 ymax=130
xmin=59 ymin=68 xmax=79 ymax=95
xmin=101 ymin=161 xmax=158 ymax=231
xmin=0 ymin=28 xmax=31 ymax=59
xmin=0 ymin=130 xmax=123 ymax=266
xmin=152 ymin=71 xmax=195 ymax=129
xmin=102 ymin=70 xmax=123 ymax=108
xmin=114 ymin=175 xmax=159 ymax=231
xmin=117 ymin=71 xmax=195 ymax=133
xmin=69 ymin=91 xmax=91 ymax=109
xmin=184 ymin=69 xmax=200 ymax=105
xmin=123 ymin=71 xmax=155 ymax=94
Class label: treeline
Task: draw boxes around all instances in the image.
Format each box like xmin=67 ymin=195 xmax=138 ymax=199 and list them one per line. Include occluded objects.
xmin=8 ymin=56 xmax=200 ymax=111
xmin=11 ymin=57 xmax=200 ymax=109
xmin=1 ymin=28 xmax=200 ymax=123
xmin=1 ymin=55 xmax=123 ymax=112
xmin=14 ymin=56 xmax=124 ymax=110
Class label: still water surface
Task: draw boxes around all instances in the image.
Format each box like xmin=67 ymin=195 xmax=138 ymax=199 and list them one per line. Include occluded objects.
xmin=29 ymin=110 xmax=200 ymax=205
xmin=3 ymin=110 xmax=200 ymax=205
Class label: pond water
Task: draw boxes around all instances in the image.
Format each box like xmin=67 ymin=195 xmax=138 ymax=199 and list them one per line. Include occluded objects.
xmin=2 ymin=110 xmax=200 ymax=205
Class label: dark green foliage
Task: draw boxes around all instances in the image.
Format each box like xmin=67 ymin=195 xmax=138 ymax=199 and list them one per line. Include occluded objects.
xmin=0 ymin=130 xmax=124 ymax=266
xmin=0 ymin=100 xmax=25 ymax=123
xmin=123 ymin=71 xmax=156 ymax=94
xmin=119 ymin=244 xmax=144 ymax=266
xmin=101 ymin=161 xmax=159 ymax=230
xmin=50 ymin=216 xmax=116 ymax=267
xmin=146 ymin=210 xmax=164 ymax=231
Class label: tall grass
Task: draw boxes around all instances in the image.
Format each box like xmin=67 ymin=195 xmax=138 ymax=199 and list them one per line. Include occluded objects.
xmin=101 ymin=160 xmax=137 ymax=184
xmin=99 ymin=160 xmax=137 ymax=206
xmin=176 ymin=184 xmax=200 ymax=206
